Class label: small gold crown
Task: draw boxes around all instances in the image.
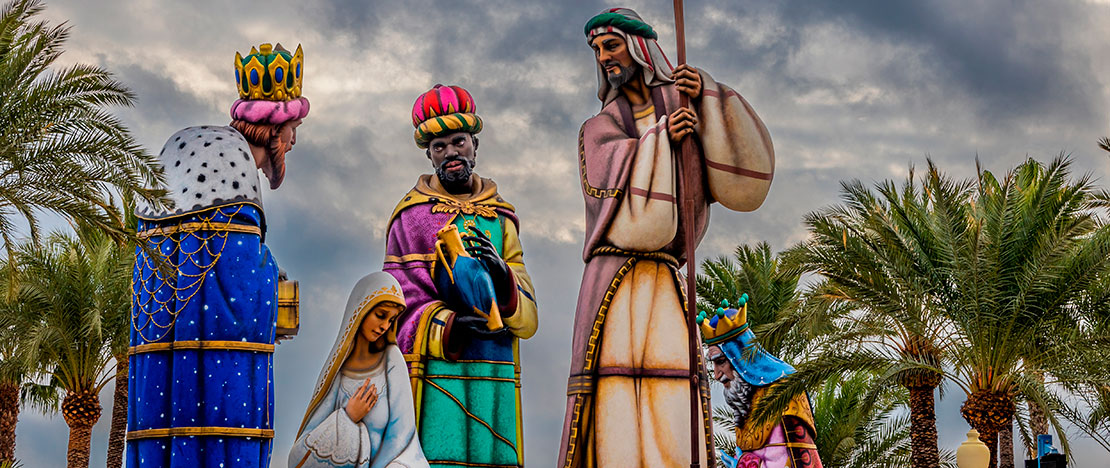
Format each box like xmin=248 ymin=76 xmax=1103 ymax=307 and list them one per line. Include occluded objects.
xmin=234 ymin=43 xmax=303 ymax=101
xmin=699 ymin=295 xmax=751 ymax=346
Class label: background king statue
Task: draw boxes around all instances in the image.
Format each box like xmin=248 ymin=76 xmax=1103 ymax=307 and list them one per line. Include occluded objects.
xmin=128 ymin=43 xmax=308 ymax=467
xmin=702 ymin=295 xmax=823 ymax=468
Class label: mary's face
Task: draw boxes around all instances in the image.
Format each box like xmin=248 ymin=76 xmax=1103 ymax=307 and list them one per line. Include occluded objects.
xmin=359 ymin=302 xmax=403 ymax=343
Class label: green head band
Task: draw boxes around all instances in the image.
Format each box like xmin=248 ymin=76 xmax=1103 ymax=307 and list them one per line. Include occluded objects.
xmin=584 ymin=12 xmax=658 ymax=40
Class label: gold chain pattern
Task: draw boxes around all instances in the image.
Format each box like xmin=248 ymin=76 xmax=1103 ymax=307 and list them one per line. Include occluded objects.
xmin=131 ymin=205 xmax=253 ymax=343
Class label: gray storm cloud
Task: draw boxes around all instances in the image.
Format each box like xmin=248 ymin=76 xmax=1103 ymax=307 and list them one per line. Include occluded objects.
xmin=17 ymin=0 xmax=1110 ymax=466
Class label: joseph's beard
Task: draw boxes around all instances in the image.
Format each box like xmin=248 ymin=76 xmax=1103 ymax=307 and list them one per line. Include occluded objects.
xmin=435 ymin=156 xmax=475 ymax=190
xmin=723 ymin=375 xmax=757 ymax=428
xmin=605 ymin=63 xmax=638 ymax=89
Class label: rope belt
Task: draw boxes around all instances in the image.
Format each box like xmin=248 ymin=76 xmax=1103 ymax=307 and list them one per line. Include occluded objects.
xmin=589 ymin=246 xmax=679 ymax=267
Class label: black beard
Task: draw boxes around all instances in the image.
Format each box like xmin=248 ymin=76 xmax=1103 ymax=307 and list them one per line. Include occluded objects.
xmin=724 ymin=375 xmax=758 ymax=428
xmin=605 ymin=63 xmax=638 ymax=89
xmin=435 ymin=155 xmax=475 ymax=192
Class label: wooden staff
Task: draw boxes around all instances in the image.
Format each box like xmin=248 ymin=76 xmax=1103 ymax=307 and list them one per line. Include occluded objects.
xmin=672 ymin=1 xmax=702 ymax=467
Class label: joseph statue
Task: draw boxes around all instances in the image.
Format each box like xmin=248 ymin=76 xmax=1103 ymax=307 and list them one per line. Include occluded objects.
xmin=384 ymin=84 xmax=538 ymax=468
xmin=558 ymin=8 xmax=775 ymax=468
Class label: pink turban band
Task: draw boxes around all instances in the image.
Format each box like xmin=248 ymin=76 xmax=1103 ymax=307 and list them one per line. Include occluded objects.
xmin=230 ymin=97 xmax=311 ymax=125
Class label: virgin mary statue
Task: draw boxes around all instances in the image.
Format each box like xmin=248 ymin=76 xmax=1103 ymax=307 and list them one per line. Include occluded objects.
xmin=288 ymin=272 xmax=429 ymax=467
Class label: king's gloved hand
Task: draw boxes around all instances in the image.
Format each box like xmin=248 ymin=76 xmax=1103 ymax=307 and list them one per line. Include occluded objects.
xmin=454 ymin=315 xmax=510 ymax=340
xmin=462 ymin=226 xmax=512 ymax=304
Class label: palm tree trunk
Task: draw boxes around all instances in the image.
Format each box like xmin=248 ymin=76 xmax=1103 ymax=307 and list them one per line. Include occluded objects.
xmin=0 ymin=381 xmax=18 ymax=462
xmin=1026 ymin=373 xmax=1050 ymax=458
xmin=105 ymin=354 xmax=127 ymax=468
xmin=1027 ymin=400 xmax=1049 ymax=445
xmin=980 ymin=429 xmax=998 ymax=468
xmin=999 ymin=420 xmax=1014 ymax=468
xmin=67 ymin=421 xmax=94 ymax=468
xmin=62 ymin=389 xmax=102 ymax=468
xmin=908 ymin=384 xmax=941 ymax=468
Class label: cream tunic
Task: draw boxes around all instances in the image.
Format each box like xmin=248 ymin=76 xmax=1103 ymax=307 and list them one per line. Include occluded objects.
xmin=596 ymin=108 xmax=707 ymax=468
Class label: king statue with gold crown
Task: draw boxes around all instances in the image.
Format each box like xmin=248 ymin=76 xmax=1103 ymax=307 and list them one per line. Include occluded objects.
xmin=128 ymin=43 xmax=308 ymax=467
xmin=701 ymin=295 xmax=823 ymax=468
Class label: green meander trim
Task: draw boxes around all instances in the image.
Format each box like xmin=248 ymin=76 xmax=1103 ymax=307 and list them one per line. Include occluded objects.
xmin=584 ymin=12 xmax=658 ymax=40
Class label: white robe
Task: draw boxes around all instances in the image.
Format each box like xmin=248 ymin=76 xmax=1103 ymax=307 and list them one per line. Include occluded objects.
xmin=288 ymin=345 xmax=428 ymax=468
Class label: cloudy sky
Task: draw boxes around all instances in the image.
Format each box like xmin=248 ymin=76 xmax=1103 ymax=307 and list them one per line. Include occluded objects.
xmin=15 ymin=0 xmax=1110 ymax=466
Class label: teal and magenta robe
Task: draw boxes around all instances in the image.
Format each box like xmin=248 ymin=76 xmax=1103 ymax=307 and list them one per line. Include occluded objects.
xmin=384 ymin=174 xmax=537 ymax=468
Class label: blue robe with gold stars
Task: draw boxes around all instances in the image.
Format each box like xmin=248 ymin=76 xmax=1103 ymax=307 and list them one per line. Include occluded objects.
xmin=128 ymin=126 xmax=278 ymax=468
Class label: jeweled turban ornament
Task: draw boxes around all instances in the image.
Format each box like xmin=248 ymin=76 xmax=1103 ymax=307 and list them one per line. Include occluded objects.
xmin=230 ymin=43 xmax=310 ymax=125
xmin=411 ymin=84 xmax=483 ymax=149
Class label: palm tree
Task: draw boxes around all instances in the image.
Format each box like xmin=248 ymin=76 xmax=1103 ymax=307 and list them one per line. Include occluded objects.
xmin=0 ymin=0 xmax=166 ymax=459
xmin=812 ymin=371 xmax=960 ymax=468
xmin=3 ymin=226 xmax=132 ymax=468
xmin=811 ymin=371 xmax=911 ymax=467
xmin=945 ymin=157 xmax=1110 ymax=467
xmin=0 ymin=0 xmax=166 ymax=254
xmin=0 ymin=254 xmax=61 ymax=464
xmin=772 ymin=161 xmax=964 ymax=468
xmin=769 ymin=157 xmax=1110 ymax=467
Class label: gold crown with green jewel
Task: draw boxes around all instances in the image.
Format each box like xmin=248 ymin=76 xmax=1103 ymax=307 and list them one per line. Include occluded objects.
xmin=234 ymin=43 xmax=303 ymax=101
xmin=698 ymin=294 xmax=751 ymax=346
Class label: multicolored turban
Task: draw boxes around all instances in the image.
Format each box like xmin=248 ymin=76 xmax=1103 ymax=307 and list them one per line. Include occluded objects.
xmin=584 ymin=8 xmax=675 ymax=104
xmin=411 ymin=84 xmax=483 ymax=149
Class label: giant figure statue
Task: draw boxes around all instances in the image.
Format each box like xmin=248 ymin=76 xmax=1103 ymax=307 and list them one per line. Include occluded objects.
xmin=383 ymin=84 xmax=538 ymax=468
xmin=129 ymin=43 xmax=309 ymax=467
xmin=701 ymin=296 xmax=822 ymax=468
xmin=558 ymin=8 xmax=775 ymax=468
xmin=288 ymin=272 xmax=429 ymax=467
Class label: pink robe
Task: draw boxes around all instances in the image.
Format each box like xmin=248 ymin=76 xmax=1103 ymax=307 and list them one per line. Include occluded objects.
xmin=558 ymin=72 xmax=774 ymax=468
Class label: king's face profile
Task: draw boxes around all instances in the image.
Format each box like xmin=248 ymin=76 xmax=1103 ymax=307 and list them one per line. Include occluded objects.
xmin=279 ymin=118 xmax=302 ymax=154
xmin=707 ymin=345 xmax=737 ymax=390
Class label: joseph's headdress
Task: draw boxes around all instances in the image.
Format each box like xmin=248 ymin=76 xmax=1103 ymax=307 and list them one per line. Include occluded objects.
xmin=585 ymin=8 xmax=675 ymax=105
xmin=411 ymin=84 xmax=483 ymax=149
xmin=700 ymin=295 xmax=796 ymax=387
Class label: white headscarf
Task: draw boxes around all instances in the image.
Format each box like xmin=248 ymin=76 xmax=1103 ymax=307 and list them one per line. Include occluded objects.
xmin=586 ymin=7 xmax=675 ymax=105
xmin=295 ymin=272 xmax=406 ymax=436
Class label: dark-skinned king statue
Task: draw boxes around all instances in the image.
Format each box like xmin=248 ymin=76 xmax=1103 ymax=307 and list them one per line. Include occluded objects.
xmin=383 ymin=84 xmax=538 ymax=468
